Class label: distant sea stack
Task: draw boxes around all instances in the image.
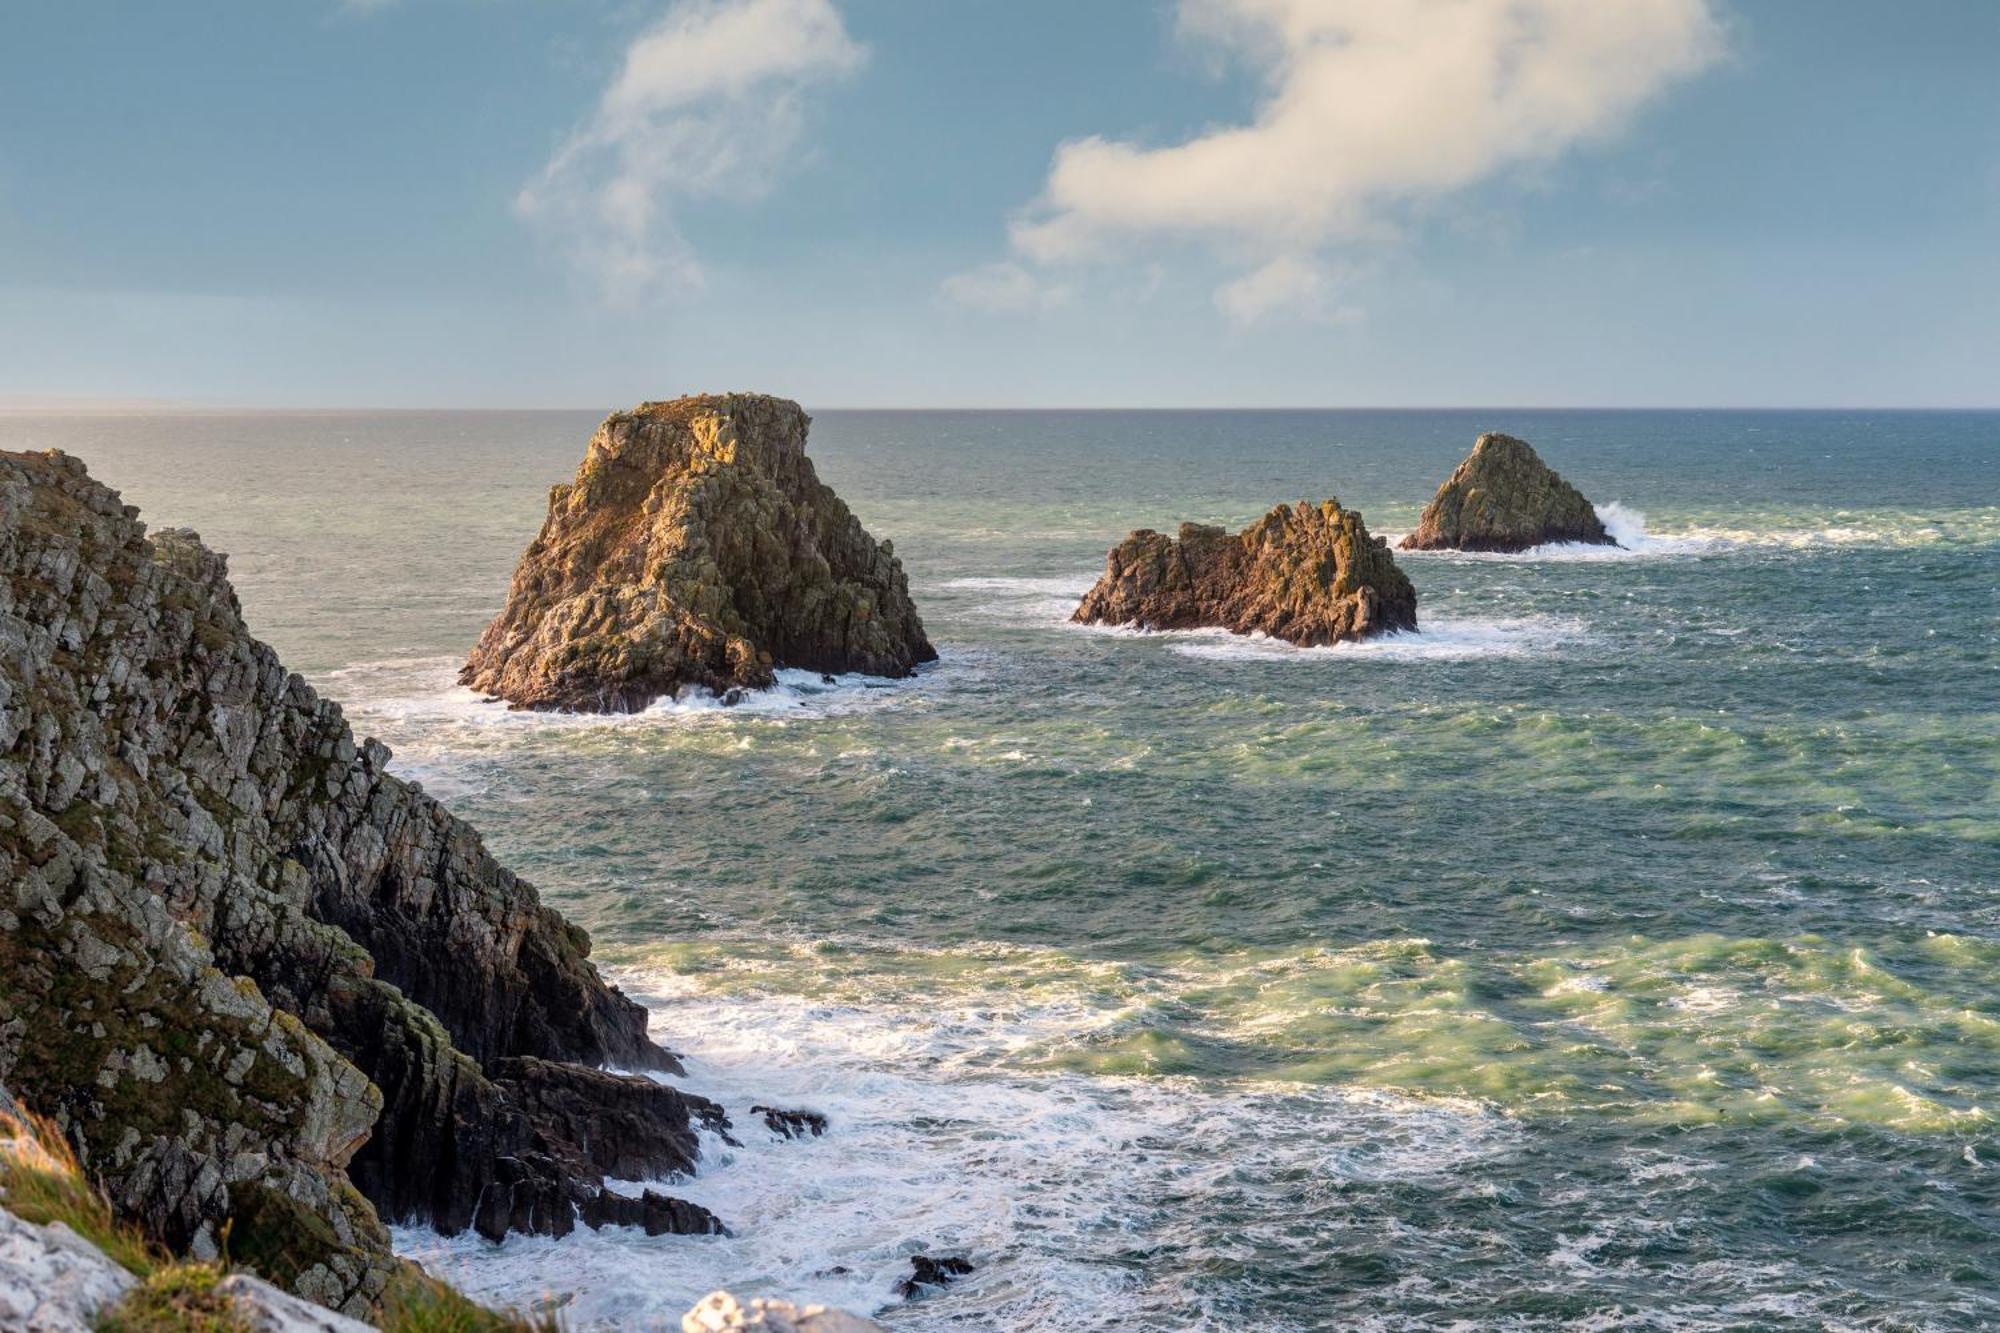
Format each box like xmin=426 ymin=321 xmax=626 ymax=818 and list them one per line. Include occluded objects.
xmin=1073 ymin=500 xmax=1417 ymax=645
xmin=463 ymin=393 xmax=936 ymax=712
xmin=0 ymin=450 xmax=733 ymax=1317
xmin=1399 ymin=432 xmax=1614 ymax=552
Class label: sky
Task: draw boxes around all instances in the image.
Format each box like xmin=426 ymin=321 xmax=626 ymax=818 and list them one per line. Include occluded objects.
xmin=0 ymin=0 xmax=1996 ymax=408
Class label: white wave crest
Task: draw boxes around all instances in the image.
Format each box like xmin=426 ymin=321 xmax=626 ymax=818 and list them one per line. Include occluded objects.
xmin=937 ymin=573 xmax=1098 ymax=626
xmin=314 ymin=657 xmax=939 ymax=733
xmin=394 ymin=956 xmax=1511 ymax=1330
xmin=1149 ymin=615 xmax=1583 ymax=663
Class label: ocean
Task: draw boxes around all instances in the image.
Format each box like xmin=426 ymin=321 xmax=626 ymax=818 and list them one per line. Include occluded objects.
xmin=9 ymin=407 xmax=1997 ymax=1330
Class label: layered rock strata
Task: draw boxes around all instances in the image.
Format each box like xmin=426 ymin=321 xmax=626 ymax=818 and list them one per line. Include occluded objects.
xmin=1399 ymin=432 xmax=1613 ymax=552
xmin=462 ymin=394 xmax=935 ymax=712
xmin=1073 ymin=501 xmax=1417 ymax=644
xmin=0 ymin=451 xmax=727 ymax=1317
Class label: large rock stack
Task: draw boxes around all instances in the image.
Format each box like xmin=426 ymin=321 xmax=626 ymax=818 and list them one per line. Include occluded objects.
xmin=462 ymin=394 xmax=935 ymax=711
xmin=1399 ymin=432 xmax=1613 ymax=552
xmin=1073 ymin=500 xmax=1417 ymax=644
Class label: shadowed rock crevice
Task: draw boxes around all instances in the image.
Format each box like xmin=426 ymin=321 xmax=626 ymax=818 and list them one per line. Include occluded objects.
xmin=0 ymin=450 xmax=726 ymax=1317
xmin=462 ymin=393 xmax=936 ymax=712
xmin=1074 ymin=500 xmax=1417 ymax=644
xmin=1400 ymin=432 xmax=1613 ymax=552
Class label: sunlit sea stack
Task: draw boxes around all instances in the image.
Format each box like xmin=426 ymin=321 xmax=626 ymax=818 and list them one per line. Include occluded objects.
xmin=1400 ymin=432 xmax=1615 ymax=552
xmin=462 ymin=393 xmax=936 ymax=712
xmin=1073 ymin=499 xmax=1417 ymax=644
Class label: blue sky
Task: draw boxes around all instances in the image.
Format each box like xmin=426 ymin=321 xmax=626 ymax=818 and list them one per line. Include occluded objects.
xmin=1 ymin=0 xmax=1995 ymax=407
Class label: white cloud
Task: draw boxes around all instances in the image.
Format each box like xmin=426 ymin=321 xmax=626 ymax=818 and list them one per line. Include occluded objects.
xmin=939 ymin=262 xmax=1072 ymax=313
xmin=519 ymin=0 xmax=865 ymax=298
xmin=1214 ymin=255 xmax=1359 ymax=327
xmin=1001 ymin=0 xmax=1724 ymax=321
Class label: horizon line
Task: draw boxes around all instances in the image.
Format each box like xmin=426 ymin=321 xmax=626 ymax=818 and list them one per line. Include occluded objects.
xmin=3 ymin=400 xmax=1999 ymax=416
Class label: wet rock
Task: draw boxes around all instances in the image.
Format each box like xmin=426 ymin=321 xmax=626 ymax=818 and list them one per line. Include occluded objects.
xmin=577 ymin=1188 xmax=726 ymax=1237
xmin=1399 ymin=432 xmax=1614 ymax=552
xmin=461 ymin=394 xmax=936 ymax=712
xmin=751 ymin=1105 xmax=827 ymax=1140
xmin=0 ymin=449 xmax=727 ymax=1316
xmin=684 ymin=1289 xmax=885 ymax=1333
xmin=896 ymin=1254 xmax=974 ymax=1299
xmin=1073 ymin=500 xmax=1416 ymax=644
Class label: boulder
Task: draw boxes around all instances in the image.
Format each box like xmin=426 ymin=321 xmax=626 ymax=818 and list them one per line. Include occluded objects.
xmin=1399 ymin=432 xmax=1613 ymax=552
xmin=0 ymin=1206 xmax=136 ymax=1333
xmin=684 ymin=1290 xmax=884 ymax=1333
xmin=462 ymin=394 xmax=935 ymax=711
xmin=1073 ymin=500 xmax=1416 ymax=644
xmin=0 ymin=450 xmax=727 ymax=1317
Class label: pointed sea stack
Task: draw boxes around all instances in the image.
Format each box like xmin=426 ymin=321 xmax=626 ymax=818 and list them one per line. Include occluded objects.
xmin=463 ymin=393 xmax=936 ymax=711
xmin=1073 ymin=500 xmax=1417 ymax=644
xmin=1400 ymin=432 xmax=1614 ymax=552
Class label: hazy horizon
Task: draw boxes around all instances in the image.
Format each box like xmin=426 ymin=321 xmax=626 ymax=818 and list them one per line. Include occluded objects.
xmin=4 ymin=1 xmax=1997 ymax=409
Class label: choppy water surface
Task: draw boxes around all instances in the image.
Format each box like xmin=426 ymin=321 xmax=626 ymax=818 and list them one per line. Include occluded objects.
xmin=13 ymin=408 xmax=1998 ymax=1329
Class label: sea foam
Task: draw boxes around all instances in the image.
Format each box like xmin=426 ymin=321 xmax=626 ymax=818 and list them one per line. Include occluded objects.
xmin=393 ymin=955 xmax=1511 ymax=1331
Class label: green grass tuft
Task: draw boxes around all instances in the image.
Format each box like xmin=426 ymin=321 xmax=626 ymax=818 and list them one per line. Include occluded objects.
xmin=0 ymin=1102 xmax=159 ymax=1277
xmin=95 ymin=1262 xmax=251 ymax=1333
xmin=378 ymin=1269 xmax=563 ymax=1333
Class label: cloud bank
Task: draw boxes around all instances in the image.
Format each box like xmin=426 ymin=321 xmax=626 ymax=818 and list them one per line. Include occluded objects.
xmin=962 ymin=0 xmax=1723 ymax=324
xmin=519 ymin=0 xmax=864 ymax=297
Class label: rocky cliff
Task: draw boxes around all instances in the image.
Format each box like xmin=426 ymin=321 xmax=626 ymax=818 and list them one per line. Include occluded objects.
xmin=0 ymin=450 xmax=730 ymax=1318
xmin=1399 ymin=432 xmax=1613 ymax=552
xmin=462 ymin=394 xmax=935 ymax=712
xmin=1073 ymin=500 xmax=1417 ymax=644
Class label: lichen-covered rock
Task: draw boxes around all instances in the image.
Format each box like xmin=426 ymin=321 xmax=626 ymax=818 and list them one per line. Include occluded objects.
xmin=0 ymin=450 xmax=726 ymax=1317
xmin=0 ymin=1205 xmax=136 ymax=1333
xmin=213 ymin=1273 xmax=376 ymax=1333
xmin=1073 ymin=501 xmax=1416 ymax=644
xmin=1399 ymin=432 xmax=1613 ymax=552
xmin=683 ymin=1289 xmax=885 ymax=1333
xmin=462 ymin=394 xmax=936 ymax=712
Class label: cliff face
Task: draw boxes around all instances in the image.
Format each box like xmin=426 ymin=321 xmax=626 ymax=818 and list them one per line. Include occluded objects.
xmin=462 ymin=394 xmax=936 ymax=712
xmin=1073 ymin=501 xmax=1417 ymax=644
xmin=1399 ymin=433 xmax=1613 ymax=552
xmin=0 ymin=451 xmax=728 ymax=1317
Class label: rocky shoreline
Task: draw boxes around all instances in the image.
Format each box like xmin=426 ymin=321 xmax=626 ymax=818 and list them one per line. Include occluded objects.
xmin=0 ymin=450 xmax=761 ymax=1320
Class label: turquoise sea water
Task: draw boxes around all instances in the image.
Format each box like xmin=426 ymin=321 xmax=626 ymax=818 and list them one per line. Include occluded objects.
xmin=10 ymin=408 xmax=1998 ymax=1329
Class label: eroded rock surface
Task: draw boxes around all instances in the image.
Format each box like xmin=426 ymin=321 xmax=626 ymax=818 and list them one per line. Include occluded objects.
xmin=1399 ymin=432 xmax=1613 ymax=552
xmin=1073 ymin=501 xmax=1416 ymax=644
xmin=462 ymin=394 xmax=935 ymax=712
xmin=0 ymin=451 xmax=725 ymax=1317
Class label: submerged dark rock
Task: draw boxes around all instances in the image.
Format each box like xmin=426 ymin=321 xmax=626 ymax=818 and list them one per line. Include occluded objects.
xmin=461 ymin=393 xmax=936 ymax=712
xmin=1073 ymin=500 xmax=1416 ymax=644
xmin=1399 ymin=432 xmax=1613 ymax=552
xmin=897 ymin=1254 xmax=975 ymax=1299
xmin=752 ymin=1105 xmax=829 ymax=1139
xmin=0 ymin=450 xmax=727 ymax=1316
